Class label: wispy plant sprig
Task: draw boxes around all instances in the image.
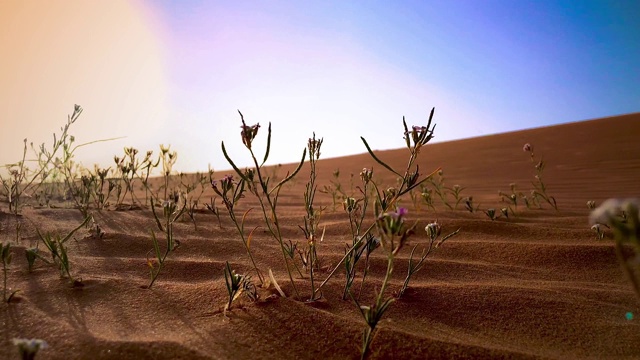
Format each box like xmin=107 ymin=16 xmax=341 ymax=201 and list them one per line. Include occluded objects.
xmin=397 ymin=222 xmax=459 ymax=298
xmin=146 ymin=193 xmax=186 ymax=289
xmin=317 ymin=108 xmax=441 ymax=296
xmin=353 ymin=207 xmax=416 ymax=359
xmin=34 ymin=216 xmax=90 ymax=287
xmin=523 ymin=143 xmax=558 ymax=210
xmin=13 ymin=338 xmax=47 ymax=360
xmin=1 ymin=105 xmax=83 ymax=218
xmin=223 ymin=261 xmax=257 ymax=313
xmin=221 ymin=111 xmax=306 ymax=297
xmin=212 ymin=174 xmax=264 ymax=285
xmin=298 ymin=133 xmax=325 ymax=301
xmin=1 ymin=242 xmax=20 ymax=303
xmin=341 ymin=168 xmax=375 ymax=300
xmin=446 ymin=184 xmax=466 ymax=210
xmin=319 ymin=169 xmax=346 ymax=212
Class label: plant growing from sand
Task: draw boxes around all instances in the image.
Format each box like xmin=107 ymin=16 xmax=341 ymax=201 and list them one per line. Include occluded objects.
xmin=221 ymin=111 xmax=306 ymax=297
xmin=34 ymin=216 xmax=90 ymax=287
xmin=316 ymin=110 xmax=441 ymax=298
xmin=146 ymin=192 xmax=186 ymax=289
xmin=341 ymin=168 xmax=375 ymax=300
xmin=0 ymin=105 xmax=85 ymax=242
xmin=397 ymin=221 xmax=459 ymax=298
xmin=522 ymin=143 xmax=558 ymax=210
xmin=211 ymin=174 xmax=264 ymax=285
xmin=13 ymin=338 xmax=47 ymax=360
xmin=312 ymin=109 xmax=443 ymax=357
xmin=298 ymin=133 xmax=324 ymax=300
xmin=1 ymin=242 xmax=20 ymax=303
xmin=223 ymin=261 xmax=257 ymax=312
xmin=427 ymin=170 xmax=452 ymax=210
xmin=320 ymin=169 xmax=346 ymax=212
xmin=354 ymin=207 xmax=415 ymax=359
xmin=590 ymin=198 xmax=640 ymax=299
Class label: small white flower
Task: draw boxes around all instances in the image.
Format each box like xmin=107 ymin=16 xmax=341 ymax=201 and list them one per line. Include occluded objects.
xmin=589 ymin=198 xmax=640 ymax=225
xmin=13 ymin=338 xmax=48 ymax=353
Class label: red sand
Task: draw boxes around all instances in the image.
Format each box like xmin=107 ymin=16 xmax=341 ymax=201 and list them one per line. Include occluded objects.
xmin=1 ymin=113 xmax=639 ymax=359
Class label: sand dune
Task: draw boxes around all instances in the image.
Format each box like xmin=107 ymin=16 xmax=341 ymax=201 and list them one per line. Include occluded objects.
xmin=1 ymin=113 xmax=639 ymax=359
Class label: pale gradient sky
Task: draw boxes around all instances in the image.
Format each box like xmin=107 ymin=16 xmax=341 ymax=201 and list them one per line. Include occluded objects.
xmin=1 ymin=0 xmax=639 ymax=173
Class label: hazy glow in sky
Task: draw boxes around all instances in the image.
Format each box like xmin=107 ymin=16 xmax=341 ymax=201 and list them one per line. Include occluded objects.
xmin=2 ymin=0 xmax=639 ymax=172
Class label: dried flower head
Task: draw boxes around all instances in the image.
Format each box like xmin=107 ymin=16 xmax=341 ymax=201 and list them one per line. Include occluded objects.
xmin=360 ymin=168 xmax=373 ymax=184
xmin=239 ymin=111 xmax=261 ymax=149
xmin=425 ymin=221 xmax=441 ymax=240
xmin=307 ymin=133 xmax=323 ymax=160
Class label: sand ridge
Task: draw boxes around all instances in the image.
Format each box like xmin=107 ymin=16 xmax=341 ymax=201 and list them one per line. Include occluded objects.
xmin=1 ymin=113 xmax=639 ymax=359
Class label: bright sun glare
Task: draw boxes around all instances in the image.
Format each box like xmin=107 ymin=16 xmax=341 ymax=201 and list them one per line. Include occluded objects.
xmin=0 ymin=0 xmax=169 ymax=171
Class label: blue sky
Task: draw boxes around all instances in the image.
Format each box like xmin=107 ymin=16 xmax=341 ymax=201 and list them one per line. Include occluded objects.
xmin=154 ymin=0 xmax=639 ymax=170
xmin=2 ymin=0 xmax=638 ymax=172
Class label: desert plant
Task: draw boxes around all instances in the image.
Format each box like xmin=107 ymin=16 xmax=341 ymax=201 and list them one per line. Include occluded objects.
xmin=24 ymin=246 xmax=50 ymax=273
xmin=523 ymin=143 xmax=558 ymax=210
xmin=341 ymin=168 xmax=375 ymax=300
xmin=397 ymin=222 xmax=459 ymax=298
xmin=0 ymin=106 xmax=84 ymax=242
xmin=298 ymin=133 xmax=324 ymax=300
xmin=223 ymin=261 xmax=257 ymax=312
xmin=446 ymin=184 xmax=466 ymax=210
xmin=146 ymin=193 xmax=186 ymax=289
xmin=13 ymin=338 xmax=47 ymax=360
xmin=1 ymin=242 xmax=20 ymax=302
xmin=499 ymin=183 xmax=519 ymax=216
xmin=353 ymin=207 xmax=416 ymax=359
xmin=316 ymin=109 xmax=441 ymax=297
xmin=35 ymin=216 xmax=90 ymax=286
xmin=463 ymin=196 xmax=479 ymax=213
xmin=158 ymin=144 xmax=179 ymax=202
xmin=427 ymin=170 xmax=452 ymax=210
xmin=320 ymin=169 xmax=346 ymax=212
xmin=419 ymin=185 xmax=436 ymax=211
xmin=212 ymin=174 xmax=264 ymax=285
xmin=221 ymin=110 xmax=306 ymax=297
xmin=205 ymin=197 xmax=223 ymax=229
xmin=484 ymin=208 xmax=498 ymax=221
xmin=590 ymin=198 xmax=640 ymax=299
xmin=137 ymin=150 xmax=159 ymax=206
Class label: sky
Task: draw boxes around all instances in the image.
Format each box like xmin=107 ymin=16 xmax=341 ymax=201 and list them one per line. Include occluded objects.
xmin=1 ymin=0 xmax=639 ymax=173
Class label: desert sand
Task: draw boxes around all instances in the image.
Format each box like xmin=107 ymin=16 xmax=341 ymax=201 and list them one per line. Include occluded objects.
xmin=1 ymin=113 xmax=639 ymax=359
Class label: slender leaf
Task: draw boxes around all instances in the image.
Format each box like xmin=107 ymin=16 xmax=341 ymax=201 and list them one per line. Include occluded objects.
xmin=268 ymin=148 xmax=307 ymax=195
xmin=262 ymin=122 xmax=272 ymax=166
xmin=221 ymin=141 xmax=249 ymax=181
xmin=360 ymin=137 xmax=402 ymax=178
